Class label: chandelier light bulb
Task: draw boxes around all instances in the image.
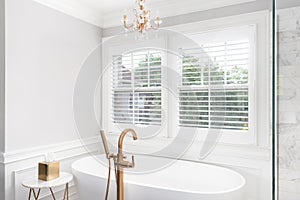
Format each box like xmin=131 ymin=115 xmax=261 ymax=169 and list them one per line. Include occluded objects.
xmin=154 ymin=17 xmax=162 ymax=25
xmin=123 ymin=15 xmax=128 ymax=22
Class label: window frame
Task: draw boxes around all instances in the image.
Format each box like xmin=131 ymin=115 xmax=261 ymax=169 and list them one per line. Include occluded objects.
xmin=102 ymin=38 xmax=169 ymax=137
xmin=101 ymin=10 xmax=270 ymax=147
xmin=111 ymin=51 xmax=163 ymax=126
xmin=175 ymin=25 xmax=257 ymax=145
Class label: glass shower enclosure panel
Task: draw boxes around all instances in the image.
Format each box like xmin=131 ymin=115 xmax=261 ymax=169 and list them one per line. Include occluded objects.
xmin=276 ymin=0 xmax=300 ymax=199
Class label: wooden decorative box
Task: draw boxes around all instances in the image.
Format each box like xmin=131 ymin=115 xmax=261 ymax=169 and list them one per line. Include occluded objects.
xmin=38 ymin=161 xmax=60 ymax=181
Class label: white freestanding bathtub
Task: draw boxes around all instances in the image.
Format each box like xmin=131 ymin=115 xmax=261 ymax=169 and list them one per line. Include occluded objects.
xmin=72 ymin=155 xmax=245 ymax=200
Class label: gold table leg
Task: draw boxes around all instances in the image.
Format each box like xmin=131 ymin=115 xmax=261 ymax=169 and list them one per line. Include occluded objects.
xmin=28 ymin=184 xmax=68 ymax=200
xmin=28 ymin=188 xmax=32 ymax=200
xmin=49 ymin=187 xmax=56 ymax=200
xmin=28 ymin=188 xmax=41 ymax=200
xmin=63 ymin=183 xmax=69 ymax=200
xmin=33 ymin=189 xmax=41 ymax=199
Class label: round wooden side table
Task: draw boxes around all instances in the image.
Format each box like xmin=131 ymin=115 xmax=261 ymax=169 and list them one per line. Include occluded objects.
xmin=22 ymin=172 xmax=73 ymax=200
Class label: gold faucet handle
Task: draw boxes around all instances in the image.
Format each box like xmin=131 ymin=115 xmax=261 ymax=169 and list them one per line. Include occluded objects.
xmin=108 ymin=153 xmax=118 ymax=159
xmin=127 ymin=155 xmax=135 ymax=168
xmin=119 ymin=156 xmax=135 ymax=168
xmin=131 ymin=155 xmax=135 ymax=168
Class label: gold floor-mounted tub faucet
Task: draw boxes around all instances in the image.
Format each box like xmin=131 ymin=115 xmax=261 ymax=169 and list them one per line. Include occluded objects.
xmin=100 ymin=129 xmax=138 ymax=200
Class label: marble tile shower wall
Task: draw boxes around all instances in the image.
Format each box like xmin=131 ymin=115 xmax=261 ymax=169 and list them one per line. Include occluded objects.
xmin=278 ymin=6 xmax=300 ymax=200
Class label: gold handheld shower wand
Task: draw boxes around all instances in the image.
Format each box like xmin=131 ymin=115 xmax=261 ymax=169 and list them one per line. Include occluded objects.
xmin=100 ymin=129 xmax=137 ymax=200
xmin=100 ymin=130 xmax=112 ymax=159
xmin=100 ymin=130 xmax=114 ymax=200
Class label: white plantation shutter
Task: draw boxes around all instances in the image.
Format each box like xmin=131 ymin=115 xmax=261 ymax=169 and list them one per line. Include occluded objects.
xmin=179 ymin=40 xmax=249 ymax=131
xmin=112 ymin=51 xmax=162 ymax=125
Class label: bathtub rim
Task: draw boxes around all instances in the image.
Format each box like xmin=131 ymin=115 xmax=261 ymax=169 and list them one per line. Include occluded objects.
xmin=72 ymin=154 xmax=246 ymax=195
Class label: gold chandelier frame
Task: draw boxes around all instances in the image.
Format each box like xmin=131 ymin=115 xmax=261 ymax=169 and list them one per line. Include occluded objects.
xmin=123 ymin=0 xmax=162 ymax=33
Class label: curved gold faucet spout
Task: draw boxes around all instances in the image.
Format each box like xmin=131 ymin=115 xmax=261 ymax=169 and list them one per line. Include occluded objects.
xmin=101 ymin=129 xmax=137 ymax=200
xmin=118 ymin=128 xmax=137 ymax=154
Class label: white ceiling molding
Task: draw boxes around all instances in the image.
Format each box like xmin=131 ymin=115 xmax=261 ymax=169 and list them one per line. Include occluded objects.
xmin=32 ymin=0 xmax=256 ymax=28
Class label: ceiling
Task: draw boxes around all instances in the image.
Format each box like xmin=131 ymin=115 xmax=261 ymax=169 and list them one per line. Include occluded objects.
xmin=32 ymin=0 xmax=256 ymax=28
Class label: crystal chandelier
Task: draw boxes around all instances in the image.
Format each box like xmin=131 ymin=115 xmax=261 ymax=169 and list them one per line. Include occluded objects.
xmin=123 ymin=0 xmax=162 ymax=33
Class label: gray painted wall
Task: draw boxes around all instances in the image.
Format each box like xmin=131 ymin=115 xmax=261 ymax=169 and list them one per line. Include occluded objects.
xmin=0 ymin=0 xmax=4 ymax=154
xmin=5 ymin=0 xmax=102 ymax=151
xmin=0 ymin=163 xmax=4 ymax=200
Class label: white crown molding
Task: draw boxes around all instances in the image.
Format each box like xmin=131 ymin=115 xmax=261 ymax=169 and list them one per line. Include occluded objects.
xmin=32 ymin=0 xmax=256 ymax=28
xmin=32 ymin=0 xmax=104 ymax=27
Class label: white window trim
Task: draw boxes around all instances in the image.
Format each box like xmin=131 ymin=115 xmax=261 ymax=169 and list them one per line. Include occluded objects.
xmin=102 ymin=38 xmax=169 ymax=138
xmin=101 ymin=10 xmax=271 ymax=148
xmin=164 ymin=10 xmax=270 ymax=148
xmin=172 ymin=25 xmax=256 ymax=145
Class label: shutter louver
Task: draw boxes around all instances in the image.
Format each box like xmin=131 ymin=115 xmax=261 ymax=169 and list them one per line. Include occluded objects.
xmin=112 ymin=51 xmax=162 ymax=125
xmin=179 ymin=40 xmax=249 ymax=131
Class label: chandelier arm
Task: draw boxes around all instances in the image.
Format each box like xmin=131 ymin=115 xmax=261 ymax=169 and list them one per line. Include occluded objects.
xmin=151 ymin=23 xmax=160 ymax=30
xmin=133 ymin=9 xmax=138 ymax=18
xmin=124 ymin=21 xmax=134 ymax=29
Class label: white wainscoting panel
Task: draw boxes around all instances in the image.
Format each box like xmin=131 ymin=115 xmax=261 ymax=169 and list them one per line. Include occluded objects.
xmin=3 ymin=137 xmax=100 ymax=200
